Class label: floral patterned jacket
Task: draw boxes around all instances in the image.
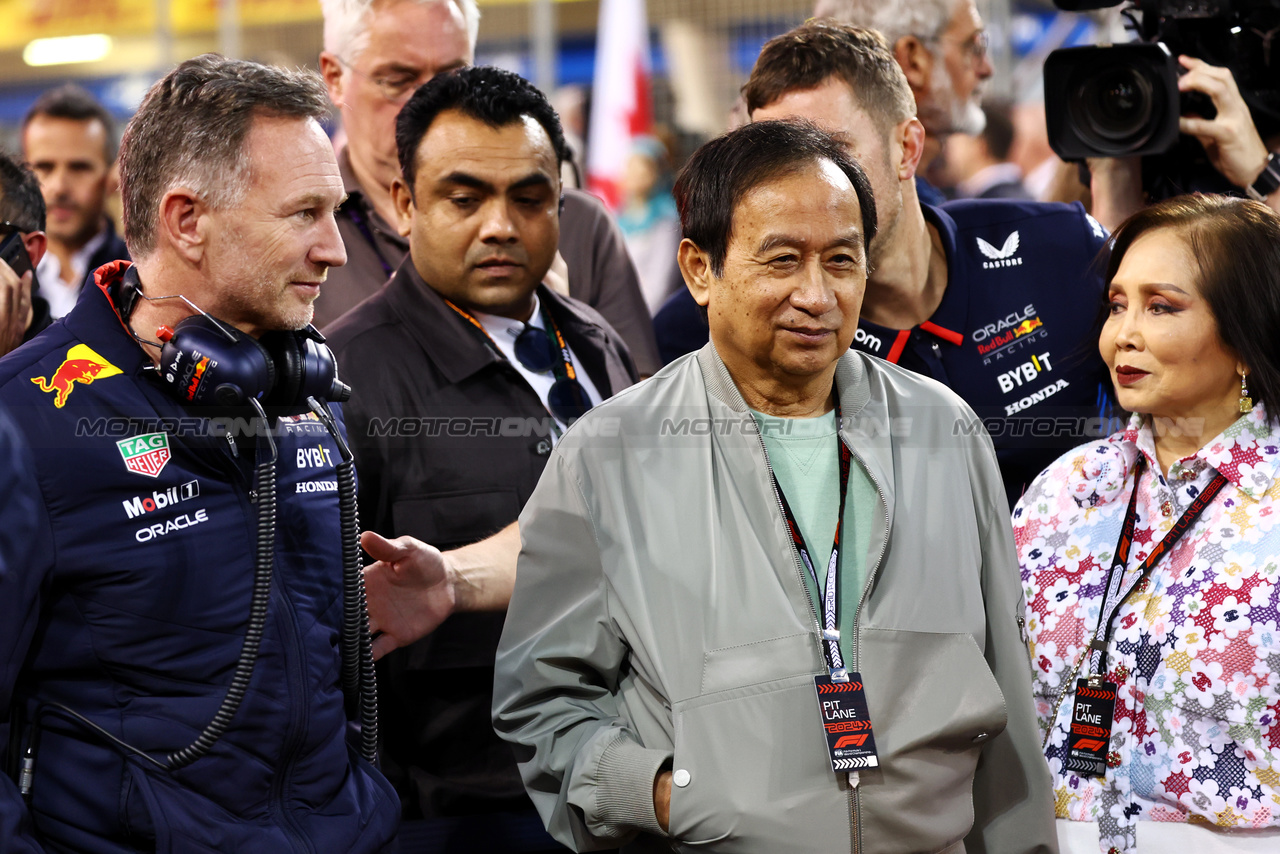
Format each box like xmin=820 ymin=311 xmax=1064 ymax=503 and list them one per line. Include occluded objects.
xmin=1014 ymin=407 xmax=1280 ymax=854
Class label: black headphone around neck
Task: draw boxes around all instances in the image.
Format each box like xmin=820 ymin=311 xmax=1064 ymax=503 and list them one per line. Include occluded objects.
xmin=120 ymin=266 xmax=351 ymax=408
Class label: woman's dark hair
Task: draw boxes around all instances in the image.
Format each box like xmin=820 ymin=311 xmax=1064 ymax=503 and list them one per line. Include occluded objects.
xmin=673 ymin=119 xmax=877 ymax=279
xmin=1106 ymin=194 xmax=1280 ymax=421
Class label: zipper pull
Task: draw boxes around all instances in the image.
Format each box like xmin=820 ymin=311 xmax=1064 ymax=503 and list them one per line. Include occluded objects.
xmin=225 ymin=431 xmax=239 ymax=459
xmin=19 ymin=745 xmax=35 ymax=798
xmin=847 ymin=771 xmax=860 ymax=789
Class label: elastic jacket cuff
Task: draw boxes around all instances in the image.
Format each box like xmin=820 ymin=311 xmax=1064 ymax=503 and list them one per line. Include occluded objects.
xmin=594 ymin=730 xmax=673 ymax=837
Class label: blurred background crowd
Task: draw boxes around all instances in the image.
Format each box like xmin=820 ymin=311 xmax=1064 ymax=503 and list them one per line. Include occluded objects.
xmin=0 ymin=0 xmax=1144 ymax=270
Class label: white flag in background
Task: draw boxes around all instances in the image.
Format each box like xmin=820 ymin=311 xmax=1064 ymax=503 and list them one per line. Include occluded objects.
xmin=586 ymin=0 xmax=652 ymax=210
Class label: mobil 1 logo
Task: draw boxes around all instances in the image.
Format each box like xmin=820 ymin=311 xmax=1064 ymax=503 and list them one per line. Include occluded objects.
xmin=813 ymin=673 xmax=880 ymax=773
xmin=123 ymin=480 xmax=200 ymax=519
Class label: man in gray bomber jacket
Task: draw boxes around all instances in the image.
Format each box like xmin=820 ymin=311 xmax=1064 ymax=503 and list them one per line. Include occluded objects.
xmin=493 ymin=120 xmax=1055 ymax=853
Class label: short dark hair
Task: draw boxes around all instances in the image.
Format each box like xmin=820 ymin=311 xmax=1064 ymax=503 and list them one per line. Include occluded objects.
xmin=673 ymin=119 xmax=876 ymax=278
xmin=22 ymin=83 xmax=118 ymax=164
xmin=743 ymin=20 xmax=915 ymax=131
xmin=1106 ymin=194 xmax=1280 ymax=423
xmin=980 ymin=99 xmax=1016 ymax=163
xmin=118 ymin=54 xmax=331 ymax=259
xmin=0 ymin=150 xmax=46 ymax=234
xmin=395 ymin=65 xmax=571 ymax=193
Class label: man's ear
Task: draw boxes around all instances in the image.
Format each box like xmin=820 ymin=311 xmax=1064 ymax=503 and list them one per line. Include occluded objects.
xmin=677 ymin=238 xmax=714 ymax=308
xmin=157 ymin=188 xmax=209 ymax=264
xmin=21 ymin=231 xmax=47 ymax=268
xmin=893 ymin=36 xmax=934 ymax=99
xmin=896 ymin=117 xmax=928 ymax=181
xmin=390 ymin=176 xmax=415 ymax=237
xmin=318 ymin=52 xmax=346 ymax=107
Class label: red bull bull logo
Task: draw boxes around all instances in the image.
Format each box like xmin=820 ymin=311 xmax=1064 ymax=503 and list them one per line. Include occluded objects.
xmin=1012 ymin=317 xmax=1043 ymax=337
xmin=186 ymin=356 xmax=211 ymax=402
xmin=30 ymin=344 xmax=123 ymax=407
xmin=976 ymin=316 xmax=1045 ymax=356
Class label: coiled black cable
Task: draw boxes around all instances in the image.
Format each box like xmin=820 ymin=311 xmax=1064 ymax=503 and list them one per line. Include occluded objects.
xmin=167 ymin=399 xmax=278 ymax=770
xmin=308 ymin=397 xmax=378 ymax=763
xmin=22 ymin=398 xmax=375 ymax=783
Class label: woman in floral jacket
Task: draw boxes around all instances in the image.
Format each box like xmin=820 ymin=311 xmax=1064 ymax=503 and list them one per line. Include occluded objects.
xmin=1014 ymin=195 xmax=1280 ymax=854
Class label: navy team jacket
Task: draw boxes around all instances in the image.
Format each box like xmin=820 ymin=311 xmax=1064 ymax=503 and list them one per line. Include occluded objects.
xmin=0 ymin=265 xmax=398 ymax=853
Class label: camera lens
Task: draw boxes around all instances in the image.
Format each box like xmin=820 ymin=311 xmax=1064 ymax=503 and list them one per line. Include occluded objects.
xmin=1069 ymin=64 xmax=1161 ymax=153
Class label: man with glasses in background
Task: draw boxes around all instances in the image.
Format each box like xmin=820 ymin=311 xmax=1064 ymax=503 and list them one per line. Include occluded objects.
xmin=814 ymin=0 xmax=993 ymax=205
xmin=316 ymin=0 xmax=659 ymax=376
xmin=326 ymin=65 xmax=636 ymax=848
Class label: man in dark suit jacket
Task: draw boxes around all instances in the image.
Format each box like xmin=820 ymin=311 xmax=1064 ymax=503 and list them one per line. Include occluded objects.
xmin=327 ymin=67 xmax=635 ymax=847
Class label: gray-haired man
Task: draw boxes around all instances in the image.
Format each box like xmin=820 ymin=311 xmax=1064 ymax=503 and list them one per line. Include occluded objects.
xmin=315 ymin=0 xmax=660 ymax=375
xmin=0 ymin=54 xmax=398 ymax=853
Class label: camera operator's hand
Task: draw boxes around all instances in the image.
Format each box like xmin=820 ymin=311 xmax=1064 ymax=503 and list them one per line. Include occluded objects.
xmin=1178 ymin=56 xmax=1277 ymax=209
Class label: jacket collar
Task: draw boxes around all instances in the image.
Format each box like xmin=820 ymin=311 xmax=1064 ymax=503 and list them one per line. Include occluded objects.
xmin=337 ymin=146 xmax=407 ymax=248
xmin=917 ymin=203 xmax=968 ymax=341
xmin=695 ymin=341 xmax=894 ymax=542
xmin=695 ymin=343 xmax=870 ymax=419
xmin=73 ymin=260 xmax=153 ymax=377
xmin=853 ymin=204 xmax=967 ymax=348
xmin=382 ymin=256 xmax=617 ymax=395
xmin=337 ymin=145 xmax=366 ymax=200
xmin=1077 ymin=406 xmax=1280 ymax=504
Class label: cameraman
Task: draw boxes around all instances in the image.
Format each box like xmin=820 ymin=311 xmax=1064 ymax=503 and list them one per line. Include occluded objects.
xmin=1092 ymin=55 xmax=1280 ymax=229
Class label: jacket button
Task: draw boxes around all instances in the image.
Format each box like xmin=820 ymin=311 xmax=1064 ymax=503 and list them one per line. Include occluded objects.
xmin=672 ymin=769 xmax=691 ymax=788
xmin=1161 ymin=500 xmax=1174 ymax=517
xmin=972 ymin=732 xmax=989 ymax=743
xmin=535 ymin=439 xmax=552 ymax=456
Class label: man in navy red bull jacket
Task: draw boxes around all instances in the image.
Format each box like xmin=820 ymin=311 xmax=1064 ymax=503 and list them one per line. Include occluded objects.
xmin=0 ymin=55 xmax=399 ymax=852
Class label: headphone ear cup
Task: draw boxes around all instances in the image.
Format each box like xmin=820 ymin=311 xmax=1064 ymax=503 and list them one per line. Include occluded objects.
xmin=259 ymin=330 xmax=304 ymax=407
xmin=157 ymin=315 xmax=275 ymax=406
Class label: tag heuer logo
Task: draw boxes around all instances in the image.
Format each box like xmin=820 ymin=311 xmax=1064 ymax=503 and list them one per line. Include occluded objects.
xmin=977 ymin=231 xmax=1023 ymax=268
xmin=117 ymin=433 xmax=172 ymax=478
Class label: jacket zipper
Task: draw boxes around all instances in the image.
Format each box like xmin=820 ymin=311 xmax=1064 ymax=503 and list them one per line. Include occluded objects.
xmin=842 ymin=438 xmax=892 ymax=854
xmin=269 ymin=578 xmax=313 ymax=853
xmin=236 ymin=430 xmax=311 ymax=854
xmin=752 ymin=420 xmax=852 ymax=852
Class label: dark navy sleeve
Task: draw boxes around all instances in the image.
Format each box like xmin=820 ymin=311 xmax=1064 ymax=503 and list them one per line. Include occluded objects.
xmin=652 ymin=288 xmax=708 ymax=366
xmin=1075 ymin=205 xmax=1119 ymax=424
xmin=0 ymin=407 xmax=54 ymax=853
xmin=916 ymin=176 xmax=948 ymax=207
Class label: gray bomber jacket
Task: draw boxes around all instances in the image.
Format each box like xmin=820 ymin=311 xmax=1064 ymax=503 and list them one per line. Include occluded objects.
xmin=493 ymin=345 xmax=1056 ymax=854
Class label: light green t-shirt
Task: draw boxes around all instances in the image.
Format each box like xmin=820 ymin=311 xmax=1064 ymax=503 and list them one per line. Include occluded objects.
xmin=752 ymin=409 xmax=878 ymax=663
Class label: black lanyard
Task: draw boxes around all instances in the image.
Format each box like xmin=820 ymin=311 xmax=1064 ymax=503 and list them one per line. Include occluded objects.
xmin=1087 ymin=457 xmax=1228 ymax=679
xmin=771 ymin=404 xmax=853 ymax=679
